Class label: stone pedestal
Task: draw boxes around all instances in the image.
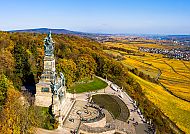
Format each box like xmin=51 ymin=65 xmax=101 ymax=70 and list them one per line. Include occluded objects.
xmin=35 ymin=55 xmax=66 ymax=108
xmin=35 ymin=55 xmax=56 ymax=107
xmin=44 ymin=55 xmax=55 ymax=72
xmin=35 ymin=82 xmax=52 ymax=107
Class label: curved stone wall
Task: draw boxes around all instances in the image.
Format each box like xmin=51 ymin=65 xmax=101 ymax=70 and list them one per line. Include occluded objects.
xmin=83 ymin=116 xmax=106 ymax=128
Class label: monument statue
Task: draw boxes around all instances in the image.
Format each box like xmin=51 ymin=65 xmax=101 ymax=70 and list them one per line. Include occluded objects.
xmin=50 ymin=72 xmax=66 ymax=95
xmin=44 ymin=31 xmax=54 ymax=56
xmin=50 ymin=79 xmax=57 ymax=94
xmin=36 ymin=31 xmax=67 ymax=114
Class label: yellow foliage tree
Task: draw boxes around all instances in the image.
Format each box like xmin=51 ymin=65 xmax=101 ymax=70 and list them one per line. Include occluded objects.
xmin=0 ymin=82 xmax=40 ymax=134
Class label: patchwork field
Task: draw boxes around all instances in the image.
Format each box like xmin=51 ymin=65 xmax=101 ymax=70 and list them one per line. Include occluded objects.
xmin=103 ymin=41 xmax=190 ymax=133
xmin=129 ymin=72 xmax=190 ymax=133
xmin=104 ymin=42 xmax=190 ymax=101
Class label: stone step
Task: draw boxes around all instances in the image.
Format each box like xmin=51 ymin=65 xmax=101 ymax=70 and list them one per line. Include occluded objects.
xmin=61 ymin=99 xmax=73 ymax=116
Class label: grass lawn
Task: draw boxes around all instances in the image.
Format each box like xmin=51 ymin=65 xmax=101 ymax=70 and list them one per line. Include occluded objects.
xmin=92 ymin=94 xmax=130 ymax=122
xmin=69 ymin=77 xmax=107 ymax=93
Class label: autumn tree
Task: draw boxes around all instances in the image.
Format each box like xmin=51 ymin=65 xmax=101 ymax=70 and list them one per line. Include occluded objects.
xmin=75 ymin=54 xmax=97 ymax=80
xmin=56 ymin=59 xmax=77 ymax=87
xmin=0 ymin=74 xmax=8 ymax=108
xmin=0 ymin=81 xmax=42 ymax=134
xmin=13 ymin=43 xmax=35 ymax=89
xmin=0 ymin=50 xmax=15 ymax=78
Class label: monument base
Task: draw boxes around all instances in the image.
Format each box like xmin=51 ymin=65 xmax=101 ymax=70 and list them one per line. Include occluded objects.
xmin=35 ymin=82 xmax=52 ymax=107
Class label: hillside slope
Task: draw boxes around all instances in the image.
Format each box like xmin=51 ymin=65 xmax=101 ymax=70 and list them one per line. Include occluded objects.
xmin=0 ymin=31 xmax=184 ymax=133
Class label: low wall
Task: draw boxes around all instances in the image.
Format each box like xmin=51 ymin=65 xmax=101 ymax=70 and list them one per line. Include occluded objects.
xmin=79 ymin=130 xmax=115 ymax=134
xmin=83 ymin=116 xmax=106 ymax=128
xmin=79 ymin=129 xmax=127 ymax=134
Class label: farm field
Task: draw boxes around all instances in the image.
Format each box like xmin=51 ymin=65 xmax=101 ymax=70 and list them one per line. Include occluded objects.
xmin=103 ymin=41 xmax=190 ymax=133
xmin=105 ymin=41 xmax=183 ymax=50
xmin=104 ymin=42 xmax=190 ymax=101
xmin=129 ymin=72 xmax=190 ymax=133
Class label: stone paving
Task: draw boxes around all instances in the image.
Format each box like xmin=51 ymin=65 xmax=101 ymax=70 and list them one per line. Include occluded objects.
xmin=36 ymin=77 xmax=151 ymax=134
xmin=74 ymin=77 xmax=149 ymax=134
xmin=63 ymin=101 xmax=85 ymax=131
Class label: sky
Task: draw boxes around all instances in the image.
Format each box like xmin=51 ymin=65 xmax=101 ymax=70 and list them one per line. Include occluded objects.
xmin=0 ymin=0 xmax=190 ymax=34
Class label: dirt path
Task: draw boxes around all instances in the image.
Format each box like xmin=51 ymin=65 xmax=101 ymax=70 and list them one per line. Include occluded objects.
xmin=164 ymin=60 xmax=190 ymax=80
xmin=181 ymin=60 xmax=190 ymax=72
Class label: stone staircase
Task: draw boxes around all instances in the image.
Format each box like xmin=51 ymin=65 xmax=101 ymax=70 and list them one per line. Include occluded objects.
xmin=58 ymin=98 xmax=76 ymax=126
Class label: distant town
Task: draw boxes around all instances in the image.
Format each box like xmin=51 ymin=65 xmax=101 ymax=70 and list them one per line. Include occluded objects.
xmin=139 ymin=47 xmax=190 ymax=61
xmin=91 ymin=34 xmax=190 ymax=61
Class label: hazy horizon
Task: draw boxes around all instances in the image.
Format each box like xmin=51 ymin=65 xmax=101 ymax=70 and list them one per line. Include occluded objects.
xmin=6 ymin=27 xmax=190 ymax=35
xmin=0 ymin=0 xmax=190 ymax=34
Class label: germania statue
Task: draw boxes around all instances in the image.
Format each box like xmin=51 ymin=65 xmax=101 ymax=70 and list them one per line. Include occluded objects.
xmin=44 ymin=31 xmax=54 ymax=56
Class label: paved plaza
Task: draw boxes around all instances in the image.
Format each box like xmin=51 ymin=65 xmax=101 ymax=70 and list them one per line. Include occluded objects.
xmin=36 ymin=77 xmax=153 ymax=134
